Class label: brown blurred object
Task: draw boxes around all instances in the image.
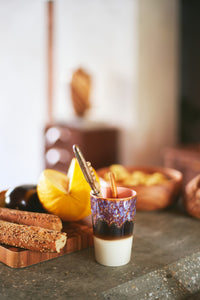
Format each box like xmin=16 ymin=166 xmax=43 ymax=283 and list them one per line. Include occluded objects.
xmin=70 ymin=68 xmax=91 ymax=117
xmin=47 ymin=0 xmax=54 ymax=123
xmin=0 ymin=190 xmax=6 ymax=207
xmin=163 ymin=144 xmax=200 ymax=186
xmin=44 ymin=123 xmax=119 ymax=172
xmin=184 ymin=174 xmax=200 ymax=219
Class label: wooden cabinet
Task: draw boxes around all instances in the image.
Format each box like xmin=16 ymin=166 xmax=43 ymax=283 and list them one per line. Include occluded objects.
xmin=163 ymin=145 xmax=200 ymax=186
xmin=44 ymin=123 xmax=119 ymax=173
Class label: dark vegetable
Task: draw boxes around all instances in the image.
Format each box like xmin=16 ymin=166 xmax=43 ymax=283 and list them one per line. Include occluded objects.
xmin=5 ymin=185 xmax=46 ymax=213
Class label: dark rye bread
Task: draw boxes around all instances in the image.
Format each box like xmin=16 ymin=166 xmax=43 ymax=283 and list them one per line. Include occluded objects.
xmin=0 ymin=220 xmax=67 ymax=253
xmin=0 ymin=207 xmax=62 ymax=231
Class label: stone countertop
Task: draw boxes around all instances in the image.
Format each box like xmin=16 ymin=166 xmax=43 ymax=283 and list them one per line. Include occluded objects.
xmin=0 ymin=204 xmax=200 ymax=300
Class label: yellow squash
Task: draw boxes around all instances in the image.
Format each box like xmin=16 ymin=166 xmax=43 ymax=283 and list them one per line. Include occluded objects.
xmin=37 ymin=158 xmax=99 ymax=222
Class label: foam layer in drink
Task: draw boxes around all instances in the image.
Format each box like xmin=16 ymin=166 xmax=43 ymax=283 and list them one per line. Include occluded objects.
xmin=94 ymin=235 xmax=133 ymax=267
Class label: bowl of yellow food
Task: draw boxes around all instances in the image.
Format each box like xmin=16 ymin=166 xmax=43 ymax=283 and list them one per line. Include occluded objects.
xmin=97 ymin=165 xmax=183 ymax=211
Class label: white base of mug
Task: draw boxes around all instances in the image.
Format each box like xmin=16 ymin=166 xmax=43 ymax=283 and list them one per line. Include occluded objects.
xmin=94 ymin=235 xmax=133 ymax=267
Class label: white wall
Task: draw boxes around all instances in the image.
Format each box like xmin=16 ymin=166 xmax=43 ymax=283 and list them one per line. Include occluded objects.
xmin=0 ymin=0 xmax=45 ymax=189
xmin=0 ymin=0 xmax=179 ymax=190
xmin=133 ymin=0 xmax=179 ymax=165
xmin=55 ymin=0 xmax=138 ymax=127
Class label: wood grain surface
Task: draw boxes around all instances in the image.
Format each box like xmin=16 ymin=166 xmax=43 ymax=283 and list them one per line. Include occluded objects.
xmin=0 ymin=219 xmax=93 ymax=268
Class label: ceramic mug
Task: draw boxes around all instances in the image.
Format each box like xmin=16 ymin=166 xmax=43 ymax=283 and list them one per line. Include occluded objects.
xmin=90 ymin=186 xmax=137 ymax=267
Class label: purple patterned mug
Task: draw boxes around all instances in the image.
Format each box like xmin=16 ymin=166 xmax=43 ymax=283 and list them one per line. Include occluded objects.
xmin=90 ymin=187 xmax=137 ymax=266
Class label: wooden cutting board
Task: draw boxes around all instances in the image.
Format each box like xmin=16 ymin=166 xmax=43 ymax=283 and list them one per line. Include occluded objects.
xmin=0 ymin=219 xmax=93 ymax=268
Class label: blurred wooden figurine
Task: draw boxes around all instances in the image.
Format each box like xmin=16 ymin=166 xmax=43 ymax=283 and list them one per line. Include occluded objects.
xmin=70 ymin=68 xmax=91 ymax=117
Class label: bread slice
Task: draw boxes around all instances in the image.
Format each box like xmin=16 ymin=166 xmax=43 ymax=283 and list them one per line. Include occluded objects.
xmin=0 ymin=207 xmax=62 ymax=231
xmin=0 ymin=220 xmax=66 ymax=253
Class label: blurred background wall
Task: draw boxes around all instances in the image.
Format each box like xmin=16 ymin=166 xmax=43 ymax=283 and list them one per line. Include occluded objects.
xmin=0 ymin=0 xmax=179 ymax=189
xmin=180 ymin=0 xmax=200 ymax=144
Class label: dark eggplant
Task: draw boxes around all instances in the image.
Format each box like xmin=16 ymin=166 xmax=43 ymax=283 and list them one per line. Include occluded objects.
xmin=5 ymin=184 xmax=46 ymax=213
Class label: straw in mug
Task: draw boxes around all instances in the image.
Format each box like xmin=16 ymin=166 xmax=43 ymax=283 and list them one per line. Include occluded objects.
xmin=108 ymin=172 xmax=118 ymax=198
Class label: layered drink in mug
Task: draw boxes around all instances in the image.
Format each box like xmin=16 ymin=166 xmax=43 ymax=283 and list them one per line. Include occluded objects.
xmin=90 ymin=186 xmax=137 ymax=267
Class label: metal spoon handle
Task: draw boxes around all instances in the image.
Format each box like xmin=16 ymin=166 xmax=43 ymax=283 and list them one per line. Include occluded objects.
xmin=73 ymin=144 xmax=101 ymax=196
